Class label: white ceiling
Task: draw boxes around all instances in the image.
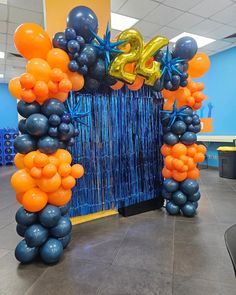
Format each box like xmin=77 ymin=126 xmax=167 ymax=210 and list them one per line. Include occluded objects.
xmin=0 ymin=0 xmax=236 ymax=83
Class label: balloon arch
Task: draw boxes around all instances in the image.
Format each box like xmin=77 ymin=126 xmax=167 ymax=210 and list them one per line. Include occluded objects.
xmin=8 ymin=6 xmax=210 ymax=264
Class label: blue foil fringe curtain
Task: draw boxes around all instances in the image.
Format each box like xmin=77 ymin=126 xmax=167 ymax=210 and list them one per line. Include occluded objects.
xmin=68 ymin=86 xmax=163 ymax=217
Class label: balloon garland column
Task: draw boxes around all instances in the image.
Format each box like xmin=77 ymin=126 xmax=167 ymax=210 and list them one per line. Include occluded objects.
xmin=9 ymin=23 xmax=84 ymax=264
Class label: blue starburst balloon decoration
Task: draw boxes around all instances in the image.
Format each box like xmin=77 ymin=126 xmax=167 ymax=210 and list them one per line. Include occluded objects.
xmin=90 ymin=24 xmax=126 ymax=71
xmin=161 ymin=100 xmax=189 ymax=127
xmin=160 ymin=47 xmax=186 ymax=81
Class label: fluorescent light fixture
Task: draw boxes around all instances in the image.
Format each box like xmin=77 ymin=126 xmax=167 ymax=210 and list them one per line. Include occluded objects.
xmin=111 ymin=13 xmax=138 ymax=31
xmin=0 ymin=52 xmax=5 ymax=59
xmin=0 ymin=0 xmax=7 ymax=4
xmin=170 ymin=32 xmax=215 ymax=48
xmin=0 ymin=74 xmax=4 ymax=78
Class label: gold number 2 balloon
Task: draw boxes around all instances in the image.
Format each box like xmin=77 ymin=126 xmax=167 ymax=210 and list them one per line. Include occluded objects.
xmin=109 ymin=29 xmax=143 ymax=84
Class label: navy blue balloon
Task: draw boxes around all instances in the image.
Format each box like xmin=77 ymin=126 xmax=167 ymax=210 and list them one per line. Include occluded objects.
xmin=68 ymin=60 xmax=79 ymax=72
xmin=181 ymin=202 xmax=196 ymax=217
xmin=16 ymin=224 xmax=28 ymax=237
xmin=18 ymin=119 xmax=27 ymax=134
xmin=24 ymin=224 xmax=48 ymax=247
xmin=78 ymin=64 xmax=88 ymax=75
xmin=15 ymin=239 xmax=38 ymax=264
xmin=172 ymin=36 xmax=198 ymax=60
xmin=180 ymin=179 xmax=199 ymax=195
xmin=67 ymin=137 xmax=75 ymax=146
xmin=26 ymin=114 xmax=49 ymax=137
xmin=53 ymin=32 xmax=67 ymax=50
xmin=192 ymin=118 xmax=200 ymax=125
xmin=84 ymin=77 xmax=100 ymax=92
xmin=165 ymin=80 xmax=173 ymax=90
xmin=67 ymin=40 xmax=80 ymax=54
xmin=58 ymin=141 xmax=67 ymax=149
xmin=171 ymin=120 xmax=187 ymax=135
xmin=37 ymin=136 xmax=59 ymax=154
xmin=180 ymin=131 xmax=197 ymax=145
xmin=59 ymin=203 xmax=70 ymax=216
xmin=50 ymin=216 xmax=72 ymax=238
xmin=58 ymin=123 xmax=70 ymax=134
xmin=181 ymin=72 xmax=188 ymax=81
xmin=161 ymin=114 xmax=170 ymax=127
xmin=182 ymin=107 xmax=193 ymax=116
xmin=39 ymin=205 xmax=61 ymax=228
xmin=17 ymin=101 xmax=41 ymax=118
xmin=172 ymin=190 xmax=187 ymax=206
xmin=166 ymin=201 xmax=180 ymax=215
xmin=48 ymin=127 xmax=58 ymax=138
xmin=79 ymin=45 xmax=97 ymax=66
xmin=192 ymin=201 xmax=198 ymax=209
xmin=188 ymin=191 xmax=201 ymax=202
xmin=104 ymin=75 xmax=117 ymax=86
xmin=163 ymin=179 xmax=179 ymax=193
xmin=154 ymin=50 xmax=164 ymax=61
xmin=180 ymin=80 xmax=188 ymax=87
xmin=49 ymin=114 xmax=61 ymax=127
xmin=41 ymin=99 xmax=65 ymax=118
xmin=161 ymin=188 xmax=172 ymax=200
xmin=40 ymin=238 xmax=63 ymax=264
xmin=163 ymin=132 xmax=179 ymax=145
xmin=76 ymin=35 xmax=85 ymax=46
xmin=152 ymin=79 xmax=164 ymax=92
xmin=58 ymin=233 xmax=71 ymax=249
xmin=67 ymin=6 xmax=98 ymax=42
xmin=61 ymin=114 xmax=71 ymax=124
xmin=15 ymin=207 xmax=37 ymax=226
xmin=89 ymin=58 xmax=105 ymax=81
xmin=65 ymin=27 xmax=77 ymax=41
xmin=59 ymin=123 xmax=74 ymax=141
xmin=172 ymin=75 xmax=180 ymax=87
xmin=14 ymin=134 xmax=37 ymax=154
xmin=183 ymin=115 xmax=193 ymax=125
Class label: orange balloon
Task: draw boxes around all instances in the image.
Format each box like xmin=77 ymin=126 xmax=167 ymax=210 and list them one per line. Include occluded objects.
xmin=176 ymin=87 xmax=191 ymax=100
xmin=14 ymin=153 xmax=25 ymax=169
xmin=14 ymin=23 xmax=52 ymax=60
xmin=51 ymin=91 xmax=68 ymax=102
xmin=22 ymin=188 xmax=48 ymax=212
xmin=162 ymin=167 xmax=172 ymax=178
xmin=187 ymin=168 xmax=200 ymax=180
xmin=172 ymin=170 xmax=187 ymax=182
xmin=172 ymin=159 xmax=184 ymax=171
xmin=186 ymin=157 xmax=196 ymax=170
xmin=171 ymin=143 xmax=187 ymax=158
xmin=192 ymin=91 xmax=205 ymax=103
xmin=59 ymin=79 xmax=72 ymax=92
xmin=162 ymin=89 xmax=175 ymax=100
xmin=71 ymin=164 xmax=84 ymax=178
xmin=194 ymin=152 xmax=205 ymax=163
xmin=9 ymin=77 xmax=22 ymax=99
xmin=67 ymin=72 xmax=84 ymax=91
xmin=48 ymin=187 xmax=72 ymax=206
xmin=46 ymin=48 xmax=70 ymax=72
xmin=23 ymin=151 xmax=38 ymax=169
xmin=186 ymin=96 xmax=195 ymax=107
xmin=21 ymin=89 xmax=36 ymax=103
xmin=53 ymin=149 xmax=72 ymax=164
xmin=197 ymin=144 xmax=207 ymax=154
xmin=11 ymin=169 xmax=36 ymax=193
xmin=36 ymin=172 xmax=61 ymax=193
xmin=42 ymin=164 xmax=57 ymax=178
xmin=20 ymin=73 xmax=36 ymax=89
xmin=179 ymin=164 xmax=188 ymax=173
xmin=193 ymin=102 xmax=203 ymax=111
xmin=179 ymin=155 xmax=189 ymax=165
xmin=163 ymin=101 xmax=173 ymax=111
xmin=128 ymin=76 xmax=144 ymax=91
xmin=50 ymin=68 xmax=64 ymax=82
xmin=30 ymin=167 xmax=42 ymax=179
xmin=48 ymin=80 xmax=59 ymax=93
xmin=16 ymin=192 xmax=24 ymax=204
xmin=111 ymin=81 xmax=124 ymax=90
xmin=188 ymin=52 xmax=210 ymax=78
xmin=26 ymin=58 xmax=51 ymax=82
xmin=61 ymin=175 xmax=76 ymax=190
xmin=187 ymin=145 xmax=197 ymax=157
xmin=48 ymin=156 xmax=59 ymax=168
xmin=160 ymin=144 xmax=172 ymax=157
xmin=58 ymin=163 xmax=71 ymax=177
xmin=33 ymin=81 xmax=49 ymax=99
xmin=34 ymin=153 xmax=49 ymax=168
xmin=187 ymin=80 xmax=198 ymax=93
xmin=164 ymin=155 xmax=173 ymax=170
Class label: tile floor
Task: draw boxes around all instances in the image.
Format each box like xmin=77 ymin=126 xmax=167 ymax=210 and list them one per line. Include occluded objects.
xmin=0 ymin=166 xmax=235 ymax=294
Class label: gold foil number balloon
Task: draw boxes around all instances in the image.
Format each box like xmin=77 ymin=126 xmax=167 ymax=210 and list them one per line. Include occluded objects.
xmin=136 ymin=36 xmax=169 ymax=86
xmin=109 ymin=29 xmax=143 ymax=84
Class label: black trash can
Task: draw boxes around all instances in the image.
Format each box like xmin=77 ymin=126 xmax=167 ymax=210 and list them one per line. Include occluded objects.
xmin=217 ymin=147 xmax=236 ymax=179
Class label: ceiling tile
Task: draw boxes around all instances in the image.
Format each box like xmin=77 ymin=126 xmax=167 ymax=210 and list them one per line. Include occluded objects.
xmin=157 ymin=26 xmax=182 ymax=39
xmin=162 ymin=0 xmax=200 ymax=11
xmin=118 ymin=0 xmax=158 ymax=19
xmin=0 ymin=21 xmax=7 ymax=33
xmin=189 ymin=0 xmax=233 ymax=18
xmin=168 ymin=12 xmax=204 ymax=31
xmin=202 ymin=40 xmax=231 ymax=51
xmin=0 ymin=4 xmax=8 ymax=21
xmin=0 ymin=33 xmax=6 ymax=44
xmin=7 ymin=22 xmax=20 ymax=35
xmin=8 ymin=0 xmax=43 ymax=12
xmin=111 ymin=29 xmax=121 ymax=39
xmin=210 ymin=3 xmax=236 ymax=24
xmin=9 ymin=6 xmax=42 ymax=24
xmin=111 ymin=0 xmax=127 ymax=12
xmin=6 ymin=42 xmax=18 ymax=54
xmin=208 ymin=24 xmax=236 ymax=39
xmin=189 ymin=19 xmax=222 ymax=36
xmin=0 ymin=42 xmax=6 ymax=51
xmin=133 ymin=20 xmax=161 ymax=36
xmin=144 ymin=4 xmax=182 ymax=26
xmin=0 ymin=64 xmax=4 ymax=72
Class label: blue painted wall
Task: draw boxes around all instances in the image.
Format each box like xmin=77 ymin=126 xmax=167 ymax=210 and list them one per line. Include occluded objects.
xmin=0 ymin=83 xmax=18 ymax=129
xmin=198 ymin=46 xmax=236 ymax=135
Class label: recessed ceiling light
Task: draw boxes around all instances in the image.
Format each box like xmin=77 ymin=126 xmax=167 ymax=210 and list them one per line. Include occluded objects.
xmin=0 ymin=52 xmax=5 ymax=59
xmin=111 ymin=13 xmax=139 ymax=31
xmin=170 ymin=32 xmax=215 ymax=48
xmin=0 ymin=0 xmax=7 ymax=4
xmin=0 ymin=74 xmax=4 ymax=78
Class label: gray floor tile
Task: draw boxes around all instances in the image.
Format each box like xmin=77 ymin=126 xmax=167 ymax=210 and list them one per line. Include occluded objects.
xmin=98 ymin=265 xmax=172 ymax=295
